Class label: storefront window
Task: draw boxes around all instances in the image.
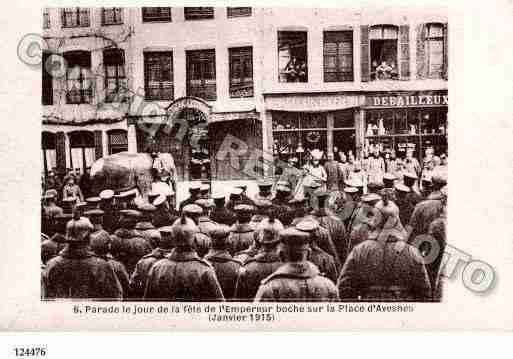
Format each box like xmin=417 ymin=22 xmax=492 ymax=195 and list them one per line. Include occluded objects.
xmin=42 ymin=132 xmax=56 ymax=177
xmin=370 ymin=25 xmax=399 ymax=80
xmin=69 ymin=131 xmax=95 ymax=174
xmin=278 ymin=31 xmax=308 ymax=83
xmin=364 ymin=108 xmax=447 ymax=160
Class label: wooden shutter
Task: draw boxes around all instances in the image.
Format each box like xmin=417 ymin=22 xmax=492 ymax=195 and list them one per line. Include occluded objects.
xmin=399 ymin=25 xmax=410 ymax=80
xmin=56 ymin=132 xmax=66 ymax=175
xmin=416 ymin=23 xmax=427 ymax=79
xmin=443 ymin=23 xmax=448 ymax=80
xmin=360 ymin=25 xmax=370 ymax=82
xmin=94 ymin=130 xmax=103 ymax=160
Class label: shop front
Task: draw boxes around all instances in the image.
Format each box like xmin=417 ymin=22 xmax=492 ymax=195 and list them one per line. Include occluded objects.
xmin=362 ymin=90 xmax=448 ymax=161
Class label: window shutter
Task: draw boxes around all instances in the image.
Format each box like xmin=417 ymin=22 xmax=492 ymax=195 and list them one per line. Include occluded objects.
xmin=56 ymin=132 xmax=66 ymax=174
xmin=416 ymin=24 xmax=427 ymax=79
xmin=360 ymin=25 xmax=370 ymax=82
xmin=94 ymin=130 xmax=103 ymax=160
xmin=443 ymin=23 xmax=448 ymax=80
xmin=399 ymin=25 xmax=410 ymax=80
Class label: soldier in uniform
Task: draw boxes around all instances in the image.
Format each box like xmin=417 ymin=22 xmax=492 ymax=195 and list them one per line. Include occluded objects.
xmin=337 ymin=198 xmax=431 ymax=301
xmin=204 ymin=225 xmax=242 ymax=300
xmin=394 ymin=183 xmax=414 ymax=227
xmin=195 ymin=198 xmax=217 ymax=235
xmin=42 ymin=191 xmax=64 ymax=236
xmin=235 ymin=216 xmax=283 ymax=301
xmin=41 ymin=237 xmax=58 ymax=265
xmin=89 ymin=229 xmax=130 ymax=298
xmin=250 ymin=199 xmax=273 ymax=228
xmin=135 ymin=203 xmax=161 ymax=248
xmin=130 ymin=226 xmax=173 ymax=300
xmin=225 ymin=187 xmax=243 ymax=211
xmin=199 ymin=184 xmax=210 ymax=199
xmin=143 ymin=215 xmax=224 ymax=301
xmin=347 ymin=193 xmax=381 ymax=252
xmin=380 ymin=172 xmax=397 ymax=202
xmin=295 ymin=220 xmax=338 ymax=283
xmin=278 ymin=157 xmax=301 ymax=194
xmin=254 ymin=227 xmax=339 ymax=302
xmin=235 ymin=184 xmax=255 ymax=206
xmin=179 ymin=182 xmax=201 ymax=211
xmin=44 ymin=216 xmax=123 ymax=300
xmin=228 ymin=204 xmax=256 ymax=256
xmin=210 ymin=191 xmax=236 ymax=225
xmin=253 ymin=179 xmax=275 ymax=202
xmin=272 ymin=182 xmax=293 ymax=206
xmin=310 ymin=190 xmax=345 ymax=269
xmin=99 ymin=189 xmax=117 ymax=233
xmin=152 ymin=194 xmax=179 ymax=228
xmin=324 ymin=152 xmax=344 ymax=192
xmin=115 ymin=188 xmax=138 ymax=211
xmin=110 ymin=210 xmax=153 ymax=276
xmin=180 ymin=204 xmax=212 ymax=257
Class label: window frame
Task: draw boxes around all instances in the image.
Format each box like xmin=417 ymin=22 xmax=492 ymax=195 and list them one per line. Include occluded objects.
xmin=141 ymin=7 xmax=172 ymax=22
xmin=323 ymin=30 xmax=354 ymax=82
xmin=61 ymin=7 xmax=90 ymax=28
xmin=108 ymin=129 xmax=128 ymax=155
xmin=277 ymin=31 xmax=309 ymax=83
xmin=425 ymin=23 xmax=445 ymax=79
xmin=186 ymin=49 xmax=217 ymax=101
xmin=103 ymin=49 xmax=127 ymax=103
xmin=43 ymin=8 xmax=50 ymax=29
xmin=42 ymin=52 xmax=53 ymax=106
xmin=369 ymin=25 xmax=400 ymax=81
xmin=101 ymin=7 xmax=123 ymax=26
xmin=184 ymin=7 xmax=214 ymax=21
xmin=64 ymin=51 xmax=93 ymax=105
xmin=227 ymin=7 xmax=252 ymax=18
xmin=144 ymin=51 xmax=174 ymax=101
xmin=229 ymin=47 xmax=254 ymax=98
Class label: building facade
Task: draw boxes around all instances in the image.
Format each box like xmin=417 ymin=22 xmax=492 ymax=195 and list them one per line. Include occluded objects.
xmin=42 ymin=7 xmax=447 ymax=194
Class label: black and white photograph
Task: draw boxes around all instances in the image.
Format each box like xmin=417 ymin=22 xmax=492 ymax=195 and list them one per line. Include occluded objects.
xmin=39 ymin=6 xmax=449 ymax=303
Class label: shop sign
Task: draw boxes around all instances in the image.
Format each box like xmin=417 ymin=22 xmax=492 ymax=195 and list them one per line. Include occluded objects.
xmin=366 ymin=93 xmax=448 ymax=108
xmin=166 ymin=96 xmax=211 ymax=118
xmin=265 ymin=94 xmax=360 ymax=112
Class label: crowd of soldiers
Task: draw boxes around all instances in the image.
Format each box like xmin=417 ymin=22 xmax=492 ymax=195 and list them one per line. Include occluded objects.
xmin=40 ymin=157 xmax=447 ymax=302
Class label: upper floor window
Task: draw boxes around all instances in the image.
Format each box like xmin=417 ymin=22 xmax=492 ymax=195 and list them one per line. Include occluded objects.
xmin=278 ymin=31 xmax=308 ymax=83
xmin=426 ymin=23 xmax=445 ymax=78
xmin=323 ymin=31 xmax=354 ymax=82
xmin=64 ymin=51 xmax=92 ymax=104
xmin=102 ymin=7 xmax=123 ymax=25
xmin=104 ymin=49 xmax=127 ymax=103
xmin=142 ymin=7 xmax=171 ymax=22
xmin=108 ymin=130 xmax=128 ymax=154
xmin=42 ymin=52 xmax=53 ymax=105
xmin=369 ymin=25 xmax=399 ymax=80
xmin=229 ymin=47 xmax=253 ymax=98
xmin=61 ymin=8 xmax=90 ymax=28
xmin=186 ymin=49 xmax=216 ymax=100
xmin=43 ymin=8 xmax=50 ymax=29
xmin=227 ymin=7 xmax=251 ymax=18
xmin=144 ymin=51 xmax=174 ymax=101
xmin=184 ymin=7 xmax=214 ymax=20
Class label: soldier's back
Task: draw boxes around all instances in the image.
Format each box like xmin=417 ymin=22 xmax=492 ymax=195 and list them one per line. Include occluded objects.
xmin=235 ymin=251 xmax=282 ymax=301
xmin=227 ymin=223 xmax=255 ymax=255
xmin=204 ymin=250 xmax=242 ymax=300
xmin=130 ymin=248 xmax=171 ymax=299
xmin=308 ymin=246 xmax=338 ymax=283
xmin=193 ymin=231 xmax=212 ymax=258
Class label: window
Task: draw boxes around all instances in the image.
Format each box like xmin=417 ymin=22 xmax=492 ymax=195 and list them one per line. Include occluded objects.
xmin=186 ymin=50 xmax=216 ymax=101
xmin=370 ymin=25 xmax=399 ymax=80
xmin=278 ymin=31 xmax=308 ymax=83
xmin=104 ymin=49 xmax=127 ymax=103
xmin=184 ymin=7 xmax=214 ymax=20
xmin=426 ymin=23 xmax=444 ymax=78
xmin=102 ymin=7 xmax=123 ymax=25
xmin=144 ymin=52 xmax=174 ymax=101
xmin=43 ymin=8 xmax=50 ymax=29
xmin=42 ymin=132 xmax=56 ymax=177
xmin=323 ymin=31 xmax=353 ymax=82
xmin=227 ymin=7 xmax=251 ymax=18
xmin=61 ymin=8 xmax=90 ymax=28
xmin=229 ymin=47 xmax=253 ymax=98
xmin=142 ymin=7 xmax=171 ymax=22
xmin=69 ymin=131 xmax=95 ymax=174
xmin=108 ymin=130 xmax=128 ymax=154
xmin=64 ymin=51 xmax=92 ymax=104
xmin=42 ymin=52 xmax=53 ymax=105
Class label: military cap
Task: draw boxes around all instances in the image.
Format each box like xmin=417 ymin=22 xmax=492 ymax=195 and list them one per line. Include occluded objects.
xmin=86 ymin=196 xmax=101 ymax=205
xmin=75 ymin=201 xmax=88 ymax=209
xmin=295 ymin=219 xmax=319 ymax=233
xmin=279 ymin=227 xmax=310 ymax=248
xmin=230 ymin=187 xmax=243 ymax=196
xmin=432 ymin=175 xmax=447 ymax=186
xmin=171 ymin=215 xmax=197 ymax=246
xmin=99 ymin=189 xmax=114 ymax=200
xmin=383 ymin=173 xmax=397 ymax=182
xmin=138 ymin=202 xmax=157 ymax=213
xmin=182 ymin=204 xmax=203 ymax=215
xmin=276 ymin=184 xmax=291 ymax=193
xmin=344 ymin=187 xmax=358 ymax=194
xmin=288 ymin=195 xmax=306 ymax=205
xmin=83 ymin=209 xmax=105 ymax=218
xmin=257 ymin=217 xmax=284 ymax=244
xmin=158 ymin=226 xmax=174 ymax=236
xmin=116 ymin=188 xmax=138 ymax=199
xmin=212 ymin=191 xmax=226 ymax=201
xmin=345 ymin=179 xmax=363 ymax=188
xmin=257 ymin=179 xmax=273 ymax=188
xmin=195 ymin=198 xmax=214 ymax=209
xmin=394 ymin=183 xmax=410 ymax=193
xmin=234 ymin=204 xmax=255 ymax=214
xmin=119 ymin=209 xmax=142 ymax=219
xmin=189 ymin=182 xmax=202 ymax=191
xmin=367 ymin=182 xmax=384 ymax=192
xmin=62 ymin=197 xmax=77 ymax=204
xmin=153 ymin=194 xmax=167 ymax=207
xmin=361 ymin=193 xmax=382 ymax=204
xmin=65 ymin=217 xmax=93 ymax=242
xmin=200 ymin=184 xmax=210 ymax=192
xmin=253 ymin=198 xmax=273 ymax=209
xmin=421 ymin=178 xmax=433 ymax=186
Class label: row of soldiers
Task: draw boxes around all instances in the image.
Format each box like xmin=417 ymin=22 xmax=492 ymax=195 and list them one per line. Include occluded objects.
xmin=41 ymin=173 xmax=446 ymax=302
